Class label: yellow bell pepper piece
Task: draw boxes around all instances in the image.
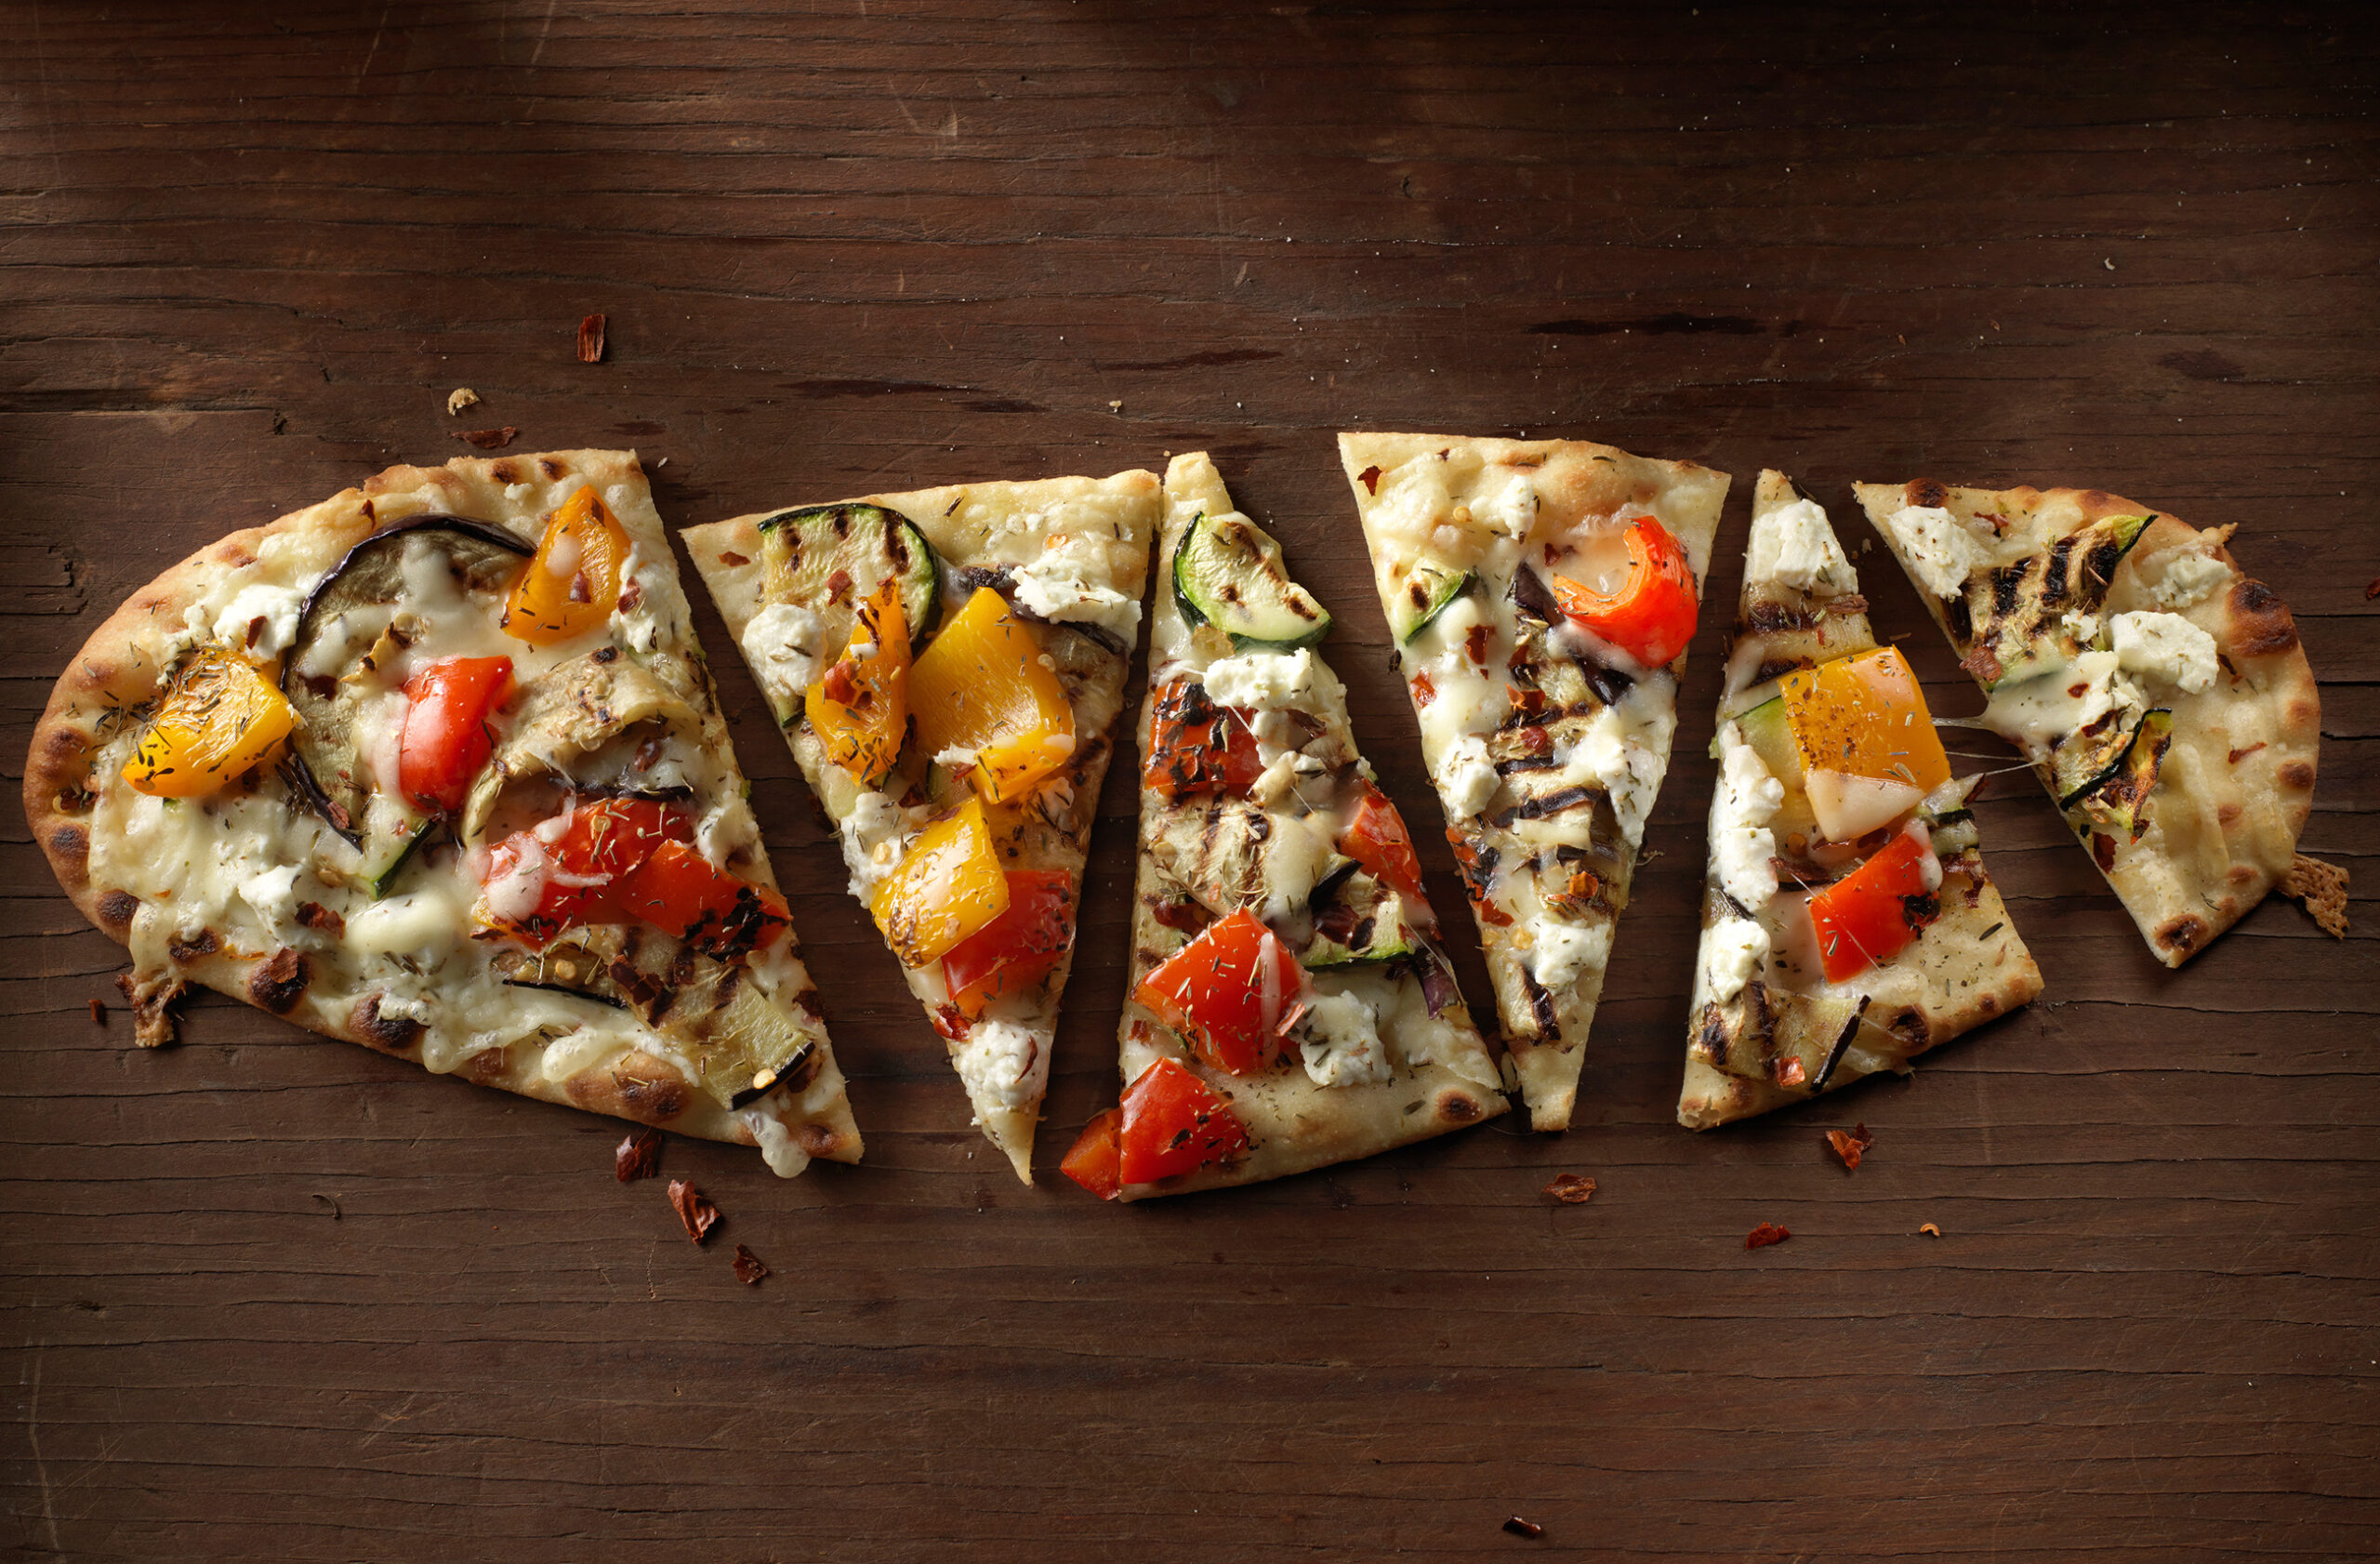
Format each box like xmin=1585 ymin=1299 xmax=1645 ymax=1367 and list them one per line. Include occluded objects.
xmin=500 ymin=485 xmax=628 ymax=645
xmin=869 ymin=796 xmax=1011 ymax=967
xmin=806 ymin=582 xmax=912 ymax=787
xmin=1779 ymin=645 xmax=1952 ymax=792
xmin=908 ymin=587 xmax=1075 ymax=803
xmin=123 ymin=647 xmax=298 ymax=798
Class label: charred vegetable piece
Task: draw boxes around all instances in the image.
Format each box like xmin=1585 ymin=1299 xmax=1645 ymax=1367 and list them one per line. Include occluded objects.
xmin=1173 ymin=509 xmax=1331 ymax=649
xmin=758 ymin=501 xmax=942 ymax=641
xmin=1807 ymin=828 xmax=1940 ymax=983
xmin=1117 ymin=1057 xmax=1250 ymax=1186
xmin=1957 ymin=513 xmax=2150 ymax=687
xmin=1143 ymin=677 xmax=1262 ymax=799
xmin=1059 ymin=1107 xmax=1123 ymax=1199
xmin=282 ymin=515 xmax=532 ymax=841
xmin=908 ymin=587 xmax=1075 ymax=803
xmin=616 ymin=841 xmax=792 ymax=961
xmin=476 ymin=797 xmax=685 ymax=947
xmin=686 ymin=971 xmax=816 ymax=1110
xmin=942 ymin=868 xmax=1074 ymax=1019
xmin=501 ymin=486 xmax=632 ymax=645
xmin=2067 ymin=708 xmax=2175 ymax=840
xmin=1133 ymin=908 xmax=1305 ymax=1076
xmin=1548 ymin=515 xmax=1699 ymax=669
xmin=1301 ymin=867 xmax=1419 ymax=968
xmin=397 ymin=656 xmax=513 ymax=814
xmin=1383 ymin=558 xmax=1472 ymax=643
xmin=124 ymin=648 xmax=298 ymax=798
xmin=806 ymin=581 xmax=910 ymax=788
xmin=869 ymin=797 xmax=1011 ymax=967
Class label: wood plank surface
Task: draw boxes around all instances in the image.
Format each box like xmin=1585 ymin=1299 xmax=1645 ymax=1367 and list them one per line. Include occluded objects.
xmin=4 ymin=5 xmax=2375 ymax=1559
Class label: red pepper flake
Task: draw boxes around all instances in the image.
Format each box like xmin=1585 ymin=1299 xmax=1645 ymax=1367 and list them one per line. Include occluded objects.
xmin=453 ymin=427 xmax=519 ymax=450
xmin=577 ymin=312 xmax=607 ymax=363
xmin=1464 ymin=621 xmax=1493 ymax=666
xmin=88 ymin=998 xmax=106 ymax=1026
xmin=1410 ymin=669 xmax=1437 ymax=707
xmin=719 ymin=550 xmax=748 ymax=567
xmin=930 ymin=1003 xmax=970 ymax=1040
xmin=615 ymin=1129 xmax=662 ymax=1183
xmin=294 ymin=901 xmax=346 ymax=936
xmin=732 ymin=1244 xmax=769 ymax=1286
xmin=1502 ymin=1515 xmax=1543 ymax=1539
xmin=1745 ymin=1222 xmax=1791 ymax=1251
xmin=1825 ymin=1123 xmax=1875 ymax=1172
xmin=668 ymin=1178 xmax=720 ymax=1244
xmin=2092 ymin=831 xmax=2116 ymax=872
xmin=2367 ymin=578 xmax=2380 ymax=601
xmin=1542 ymin=1173 xmax=1596 ymax=1204
xmin=1357 ymin=464 xmax=1382 ymax=496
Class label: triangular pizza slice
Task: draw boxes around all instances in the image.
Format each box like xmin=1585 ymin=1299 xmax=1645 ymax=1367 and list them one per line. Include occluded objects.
xmin=1854 ymin=477 xmax=2334 ymax=964
xmin=1054 ymin=453 xmax=1504 ymax=1200
xmin=684 ymin=471 xmax=1157 ymax=1182
xmin=1679 ymin=471 xmax=2043 ymax=1128
xmin=26 ymin=450 xmax=861 ymax=1175
xmin=1339 ymin=432 xmax=1726 ymax=1131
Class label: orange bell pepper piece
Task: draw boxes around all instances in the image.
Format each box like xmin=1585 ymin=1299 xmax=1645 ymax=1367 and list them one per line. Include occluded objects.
xmin=909 ymin=587 xmax=1075 ymax=803
xmin=123 ymin=648 xmax=298 ymax=798
xmin=501 ymin=485 xmax=631 ymax=645
xmin=868 ymin=796 xmax=1011 ymax=967
xmin=1778 ymin=645 xmax=1952 ymax=793
xmin=806 ymin=581 xmax=911 ymax=788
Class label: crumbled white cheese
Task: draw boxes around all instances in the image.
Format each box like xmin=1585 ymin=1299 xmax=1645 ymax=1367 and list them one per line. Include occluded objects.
xmin=1887 ymin=505 xmax=1988 ymax=600
xmin=694 ymin=791 xmax=759 ymax=869
xmin=1477 ymin=471 xmax=1540 ymax=540
xmin=1711 ymin=723 xmax=1785 ymax=910
xmin=2060 ymin=610 xmax=2100 ymax=646
xmin=838 ymin=791 xmax=908 ymax=901
xmin=1552 ymin=692 xmax=1675 ymax=849
xmin=1747 ymin=497 xmax=1855 ymax=594
xmin=739 ymin=1106 xmax=813 ymax=1179
xmin=739 ymin=602 xmax=825 ymax=705
xmin=2149 ymin=551 xmax=2229 ymax=611
xmin=209 ymin=582 xmax=306 ymax=658
xmin=1704 ymin=918 xmax=1769 ymax=1004
xmin=608 ymin=549 xmax=670 ymax=655
xmin=237 ymin=862 xmax=303 ymax=927
xmin=950 ymin=1018 xmax=1049 ymax=1118
xmin=345 ymin=891 xmax=461 ymax=966
xmin=1527 ymin=915 xmax=1611 ymax=991
xmin=1435 ymin=734 xmax=1501 ymax=818
xmin=2109 ymin=610 xmax=2217 ymax=695
xmin=1010 ymin=535 xmax=1143 ymax=642
xmin=1296 ymin=991 xmax=1392 ymax=1087
xmin=1202 ymin=647 xmax=1321 ymax=712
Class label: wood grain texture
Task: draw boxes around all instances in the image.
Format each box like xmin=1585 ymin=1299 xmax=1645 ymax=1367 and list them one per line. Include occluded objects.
xmin=4 ymin=4 xmax=2375 ymax=1559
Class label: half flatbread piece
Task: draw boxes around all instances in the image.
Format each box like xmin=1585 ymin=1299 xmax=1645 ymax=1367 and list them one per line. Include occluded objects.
xmin=1341 ymin=432 xmax=1727 ymax=1131
xmin=684 ymin=471 xmax=1156 ymax=1183
xmin=26 ymin=450 xmax=860 ymax=1175
xmin=1056 ymin=452 xmax=1503 ymax=1200
xmin=1855 ymin=478 xmax=2335 ymax=965
xmin=1680 ymin=472 xmax=2043 ymax=1128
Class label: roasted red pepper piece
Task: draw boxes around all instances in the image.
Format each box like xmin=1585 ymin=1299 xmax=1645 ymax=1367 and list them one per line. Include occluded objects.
xmin=1807 ymin=828 xmax=1940 ymax=981
xmin=397 ymin=655 xmax=513 ymax=813
xmin=941 ymin=868 xmax=1074 ymax=1019
xmin=1131 ymin=908 xmax=1304 ymax=1076
xmin=1548 ymin=514 xmax=1699 ymax=669
xmin=1059 ymin=1107 xmax=1123 ymax=1200
xmin=1339 ymin=783 xmax=1428 ymax=905
xmin=1143 ymin=677 xmax=1263 ymax=799
xmin=1116 ymin=1057 xmax=1250 ymax=1186
xmin=615 ymin=840 xmax=792 ymax=961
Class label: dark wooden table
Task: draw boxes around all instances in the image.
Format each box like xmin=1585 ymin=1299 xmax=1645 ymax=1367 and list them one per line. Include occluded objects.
xmin=5 ymin=7 xmax=2374 ymax=1559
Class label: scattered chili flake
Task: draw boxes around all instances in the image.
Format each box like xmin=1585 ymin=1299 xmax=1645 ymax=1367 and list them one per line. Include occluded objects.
xmin=453 ymin=427 xmax=519 ymax=450
xmin=1542 ymin=1173 xmax=1596 ymax=1204
xmin=294 ymin=901 xmax=345 ymax=936
xmin=930 ymin=1003 xmax=970 ymax=1040
xmin=1745 ymin=1222 xmax=1791 ymax=1251
xmin=719 ymin=550 xmax=748 ymax=567
xmin=1920 ymin=1223 xmax=1942 ymax=1238
xmin=732 ymin=1244 xmax=769 ymax=1286
xmin=577 ymin=312 xmax=607 ymax=363
xmin=668 ymin=1178 xmax=720 ymax=1244
xmin=1825 ymin=1123 xmax=1875 ymax=1172
xmin=1357 ymin=464 xmax=1382 ymax=496
xmin=2367 ymin=577 xmax=2380 ymax=601
xmin=1502 ymin=1515 xmax=1543 ymax=1539
xmin=88 ymin=998 xmax=106 ymax=1026
xmin=615 ymin=1129 xmax=662 ymax=1183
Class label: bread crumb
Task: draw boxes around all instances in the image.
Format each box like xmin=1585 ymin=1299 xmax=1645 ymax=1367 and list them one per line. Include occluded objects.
xmin=2281 ymin=853 xmax=2349 ymax=939
xmin=446 ymin=387 xmax=480 ymax=416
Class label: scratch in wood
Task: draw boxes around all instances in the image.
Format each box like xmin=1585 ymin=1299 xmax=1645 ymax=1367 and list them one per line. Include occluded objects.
xmin=22 ymin=1338 xmax=60 ymax=1555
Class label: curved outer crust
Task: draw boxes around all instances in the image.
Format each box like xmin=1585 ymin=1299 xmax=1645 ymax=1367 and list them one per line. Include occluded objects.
xmin=1679 ymin=472 xmax=2043 ymax=1128
xmin=1340 ymin=431 xmax=1730 ymax=1131
xmin=1111 ymin=452 xmax=1505 ymax=1199
xmin=683 ymin=471 xmax=1158 ymax=1184
xmin=1854 ymin=480 xmax=2321 ymax=966
xmin=27 ymin=449 xmax=861 ymax=1168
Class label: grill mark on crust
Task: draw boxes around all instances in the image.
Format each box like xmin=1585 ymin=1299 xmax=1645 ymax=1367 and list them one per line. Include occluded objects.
xmin=2228 ymin=577 xmax=2299 ymax=656
xmin=352 ymin=992 xmax=423 ymax=1053
xmin=248 ymin=948 xmax=311 ymax=1014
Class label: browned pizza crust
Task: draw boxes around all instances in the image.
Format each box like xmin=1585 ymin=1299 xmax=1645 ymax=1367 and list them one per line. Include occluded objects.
xmin=28 ymin=450 xmax=861 ymax=1169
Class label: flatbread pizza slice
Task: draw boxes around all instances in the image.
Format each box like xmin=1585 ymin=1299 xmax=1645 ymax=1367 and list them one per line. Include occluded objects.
xmin=1053 ymin=453 xmax=1503 ymax=1200
xmin=26 ymin=449 xmax=860 ymax=1176
xmin=1339 ymin=432 xmax=1727 ymax=1131
xmin=683 ymin=471 xmax=1156 ymax=1184
xmin=1854 ymin=477 xmax=2335 ymax=965
xmin=1679 ymin=471 xmax=2044 ymax=1128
